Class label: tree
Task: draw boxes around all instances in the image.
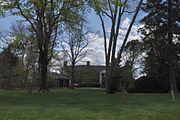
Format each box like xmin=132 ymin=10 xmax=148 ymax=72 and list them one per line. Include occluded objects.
xmin=61 ymin=13 xmax=90 ymax=88
xmin=0 ymin=45 xmax=19 ymax=89
xmin=141 ymin=0 xmax=180 ymax=96
xmin=0 ymin=0 xmax=10 ymax=15
xmin=9 ymin=22 xmax=39 ymax=91
xmin=113 ymin=40 xmax=144 ymax=92
xmin=143 ymin=34 xmax=170 ymax=93
xmin=8 ymin=0 xmax=85 ymax=92
xmin=113 ymin=66 xmax=134 ymax=93
xmin=122 ymin=39 xmax=144 ymax=73
xmin=89 ymin=0 xmax=143 ymax=93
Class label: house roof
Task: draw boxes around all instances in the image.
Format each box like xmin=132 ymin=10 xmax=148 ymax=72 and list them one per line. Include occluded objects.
xmin=48 ymin=72 xmax=69 ymax=80
xmin=63 ymin=65 xmax=106 ymax=73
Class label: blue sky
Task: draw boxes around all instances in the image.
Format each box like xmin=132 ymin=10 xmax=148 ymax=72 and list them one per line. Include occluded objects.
xmin=0 ymin=9 xmax=144 ymax=33
xmin=86 ymin=11 xmax=102 ymax=32
xmin=0 ymin=15 xmax=21 ymax=32
xmin=0 ymin=6 xmax=144 ymax=67
xmin=0 ymin=11 xmax=101 ymax=33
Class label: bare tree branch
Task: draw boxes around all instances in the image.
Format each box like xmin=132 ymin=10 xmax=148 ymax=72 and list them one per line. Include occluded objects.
xmin=117 ymin=0 xmax=143 ymax=65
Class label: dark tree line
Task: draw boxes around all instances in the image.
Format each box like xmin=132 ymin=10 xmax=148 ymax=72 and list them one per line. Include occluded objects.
xmin=140 ymin=0 xmax=180 ymax=93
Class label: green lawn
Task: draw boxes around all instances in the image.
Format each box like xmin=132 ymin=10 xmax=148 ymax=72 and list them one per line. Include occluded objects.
xmin=0 ymin=88 xmax=179 ymax=120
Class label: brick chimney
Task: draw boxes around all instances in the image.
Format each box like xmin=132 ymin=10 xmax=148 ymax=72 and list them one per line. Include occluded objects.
xmin=87 ymin=61 xmax=90 ymax=66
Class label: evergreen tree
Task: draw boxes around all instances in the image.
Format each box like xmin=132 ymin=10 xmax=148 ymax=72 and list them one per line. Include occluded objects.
xmin=141 ymin=0 xmax=180 ymax=93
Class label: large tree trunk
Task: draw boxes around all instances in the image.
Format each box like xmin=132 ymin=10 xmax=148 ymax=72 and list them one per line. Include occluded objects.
xmin=38 ymin=52 xmax=49 ymax=93
xmin=105 ymin=74 xmax=116 ymax=94
xmin=168 ymin=0 xmax=178 ymax=93
xmin=168 ymin=30 xmax=178 ymax=93
xmin=169 ymin=61 xmax=177 ymax=93
xmin=105 ymin=67 xmax=113 ymax=93
xmin=70 ymin=62 xmax=75 ymax=89
xmin=105 ymin=63 xmax=117 ymax=94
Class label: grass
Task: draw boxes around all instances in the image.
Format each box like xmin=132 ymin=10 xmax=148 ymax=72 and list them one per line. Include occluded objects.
xmin=0 ymin=88 xmax=180 ymax=120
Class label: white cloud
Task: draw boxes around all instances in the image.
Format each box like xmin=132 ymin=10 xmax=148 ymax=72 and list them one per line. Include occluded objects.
xmin=50 ymin=18 xmax=143 ymax=67
xmin=80 ymin=18 xmax=143 ymax=65
xmin=121 ymin=18 xmax=131 ymax=29
xmin=81 ymin=33 xmax=106 ymax=65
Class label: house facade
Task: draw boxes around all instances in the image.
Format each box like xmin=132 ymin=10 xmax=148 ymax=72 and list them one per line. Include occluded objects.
xmin=48 ymin=72 xmax=69 ymax=88
xmin=62 ymin=61 xmax=106 ymax=87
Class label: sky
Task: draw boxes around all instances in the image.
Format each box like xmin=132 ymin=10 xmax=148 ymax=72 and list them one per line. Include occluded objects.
xmin=0 ymin=15 xmax=20 ymax=32
xmin=83 ymin=9 xmax=144 ymax=65
xmin=0 ymin=5 xmax=144 ymax=66
xmin=83 ymin=18 xmax=143 ymax=65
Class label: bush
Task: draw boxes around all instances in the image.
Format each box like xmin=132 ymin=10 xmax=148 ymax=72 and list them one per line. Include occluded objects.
xmin=113 ymin=66 xmax=135 ymax=92
xmin=129 ymin=76 xmax=178 ymax=93
xmin=129 ymin=76 xmax=155 ymax=93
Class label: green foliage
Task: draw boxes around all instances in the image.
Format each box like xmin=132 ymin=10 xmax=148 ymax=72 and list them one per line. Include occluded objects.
xmin=88 ymin=0 xmax=108 ymax=14
xmin=0 ymin=46 xmax=21 ymax=89
xmin=7 ymin=23 xmax=40 ymax=90
xmin=0 ymin=0 xmax=11 ymax=16
xmin=141 ymin=0 xmax=180 ymax=92
xmin=8 ymin=0 xmax=85 ymax=45
xmin=123 ymin=40 xmax=144 ymax=72
xmin=29 ymin=0 xmax=44 ymax=9
xmin=89 ymin=0 xmax=128 ymax=15
xmin=5 ymin=0 xmax=86 ymax=91
xmin=113 ymin=66 xmax=134 ymax=92
xmin=112 ymin=0 xmax=127 ymax=7
xmin=131 ymin=76 xmax=172 ymax=93
xmin=89 ymin=0 xmax=143 ymax=94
